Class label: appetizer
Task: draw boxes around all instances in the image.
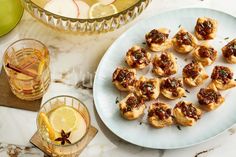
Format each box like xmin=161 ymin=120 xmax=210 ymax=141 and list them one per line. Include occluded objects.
xmin=152 ymin=52 xmax=177 ymax=77
xmin=222 ymin=38 xmax=236 ymax=64
xmin=182 ymin=62 xmax=208 ymax=87
xmin=173 ymin=101 xmax=202 ymax=126
xmin=148 ymin=102 xmax=173 ymax=128
xmin=192 ymin=44 xmax=217 ymax=66
xmin=197 ymin=83 xmax=224 ymax=111
xmin=145 ymin=28 xmax=172 ymax=52
xmin=135 ymin=76 xmax=160 ymax=101
xmin=119 ymin=93 xmax=146 ymax=120
xmin=211 ymin=66 xmax=236 ymax=90
xmin=172 ymin=28 xmax=198 ymax=54
xmin=160 ymin=77 xmax=185 ymax=99
xmin=194 ymin=17 xmax=218 ymax=40
xmin=125 ymin=45 xmax=151 ymax=69
xmin=112 ymin=67 xmax=136 ymax=92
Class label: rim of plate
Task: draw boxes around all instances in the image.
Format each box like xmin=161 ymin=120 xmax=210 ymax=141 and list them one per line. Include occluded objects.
xmin=93 ymin=7 xmax=236 ymax=149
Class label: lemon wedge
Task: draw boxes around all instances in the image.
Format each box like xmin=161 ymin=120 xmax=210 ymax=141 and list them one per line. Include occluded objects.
xmin=49 ymin=106 xmax=79 ymax=133
xmin=89 ymin=2 xmax=118 ymax=19
xmin=37 ymin=59 xmax=45 ymax=76
xmin=38 ymin=112 xmax=55 ymax=140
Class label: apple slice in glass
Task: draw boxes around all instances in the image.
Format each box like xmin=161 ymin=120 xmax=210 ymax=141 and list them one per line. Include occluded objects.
xmin=74 ymin=0 xmax=90 ymax=19
xmin=44 ymin=0 xmax=79 ymax=18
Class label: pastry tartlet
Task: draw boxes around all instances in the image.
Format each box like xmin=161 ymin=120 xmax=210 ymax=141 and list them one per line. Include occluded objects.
xmin=222 ymin=38 xmax=236 ymax=64
xmin=145 ymin=28 xmax=172 ymax=52
xmin=160 ymin=77 xmax=185 ymax=99
xmin=173 ymin=101 xmax=202 ymax=126
xmin=125 ymin=45 xmax=151 ymax=69
xmin=197 ymin=83 xmax=224 ymax=111
xmin=172 ymin=28 xmax=198 ymax=54
xmin=194 ymin=17 xmax=218 ymax=40
xmin=112 ymin=67 xmax=136 ymax=92
xmin=192 ymin=44 xmax=217 ymax=66
xmin=182 ymin=62 xmax=208 ymax=87
xmin=135 ymin=76 xmax=160 ymax=101
xmin=211 ymin=66 xmax=236 ymax=90
xmin=119 ymin=93 xmax=146 ymax=120
xmin=148 ymin=102 xmax=173 ymax=128
xmin=152 ymin=52 xmax=177 ymax=77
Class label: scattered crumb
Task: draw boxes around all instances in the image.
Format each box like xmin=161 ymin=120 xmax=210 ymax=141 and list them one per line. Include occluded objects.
xmin=178 ymin=24 xmax=182 ymax=28
xmin=53 ymin=79 xmax=64 ymax=83
xmin=228 ymin=128 xmax=236 ymax=135
xmin=139 ymin=122 xmax=143 ymax=125
xmin=224 ymin=37 xmax=229 ymax=40
xmin=184 ymin=58 xmax=188 ymax=62
xmin=234 ymin=79 xmax=236 ymax=81
xmin=185 ymin=89 xmax=190 ymax=93
xmin=194 ymin=148 xmax=214 ymax=157
xmin=115 ymin=97 xmax=120 ymax=104
xmin=142 ymin=42 xmax=146 ymax=45
xmin=175 ymin=57 xmax=178 ymax=60
xmin=177 ymin=125 xmax=182 ymax=130
xmin=183 ymin=95 xmax=187 ymax=98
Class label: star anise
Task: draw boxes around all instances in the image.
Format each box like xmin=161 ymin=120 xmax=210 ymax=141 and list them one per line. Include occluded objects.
xmin=55 ymin=130 xmax=71 ymax=145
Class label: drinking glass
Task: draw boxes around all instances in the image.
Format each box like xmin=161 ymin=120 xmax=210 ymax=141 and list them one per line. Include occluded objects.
xmin=37 ymin=95 xmax=91 ymax=157
xmin=3 ymin=39 xmax=50 ymax=100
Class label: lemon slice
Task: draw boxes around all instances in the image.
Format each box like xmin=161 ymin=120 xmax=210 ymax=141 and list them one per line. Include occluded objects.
xmin=37 ymin=59 xmax=45 ymax=76
xmin=49 ymin=106 xmax=79 ymax=133
xmin=89 ymin=2 xmax=118 ymax=19
xmin=38 ymin=112 xmax=55 ymax=140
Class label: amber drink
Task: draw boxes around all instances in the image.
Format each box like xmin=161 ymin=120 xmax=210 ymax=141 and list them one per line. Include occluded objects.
xmin=37 ymin=96 xmax=90 ymax=157
xmin=3 ymin=39 xmax=50 ymax=101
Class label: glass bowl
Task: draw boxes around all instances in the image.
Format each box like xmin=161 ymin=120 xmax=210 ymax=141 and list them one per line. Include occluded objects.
xmin=21 ymin=0 xmax=151 ymax=33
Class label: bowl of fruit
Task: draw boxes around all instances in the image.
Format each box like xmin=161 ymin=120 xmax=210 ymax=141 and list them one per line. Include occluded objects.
xmin=21 ymin=0 xmax=151 ymax=33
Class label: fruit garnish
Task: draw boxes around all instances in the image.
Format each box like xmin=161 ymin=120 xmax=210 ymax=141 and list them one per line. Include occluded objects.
xmin=55 ymin=130 xmax=71 ymax=145
xmin=44 ymin=0 xmax=79 ymax=18
xmin=98 ymin=0 xmax=116 ymax=5
xmin=74 ymin=0 xmax=90 ymax=19
xmin=38 ymin=112 xmax=55 ymax=140
xmin=89 ymin=2 xmax=118 ymax=19
xmin=49 ymin=106 xmax=79 ymax=133
xmin=37 ymin=59 xmax=45 ymax=76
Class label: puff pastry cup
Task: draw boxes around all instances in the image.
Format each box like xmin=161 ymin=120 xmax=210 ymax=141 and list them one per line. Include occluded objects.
xmin=112 ymin=67 xmax=136 ymax=92
xmin=197 ymin=83 xmax=224 ymax=111
xmin=148 ymin=102 xmax=173 ymax=128
xmin=160 ymin=77 xmax=185 ymax=99
xmin=194 ymin=17 xmax=218 ymax=40
xmin=222 ymin=38 xmax=236 ymax=64
xmin=119 ymin=93 xmax=146 ymax=120
xmin=145 ymin=28 xmax=172 ymax=52
xmin=152 ymin=52 xmax=177 ymax=77
xmin=173 ymin=101 xmax=202 ymax=126
xmin=211 ymin=66 xmax=236 ymax=90
xmin=172 ymin=28 xmax=198 ymax=54
xmin=125 ymin=45 xmax=151 ymax=69
xmin=182 ymin=62 xmax=208 ymax=87
xmin=135 ymin=76 xmax=160 ymax=101
xmin=192 ymin=44 xmax=217 ymax=66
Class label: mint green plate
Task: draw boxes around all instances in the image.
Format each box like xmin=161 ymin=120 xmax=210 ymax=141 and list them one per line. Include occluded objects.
xmin=94 ymin=8 xmax=236 ymax=149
